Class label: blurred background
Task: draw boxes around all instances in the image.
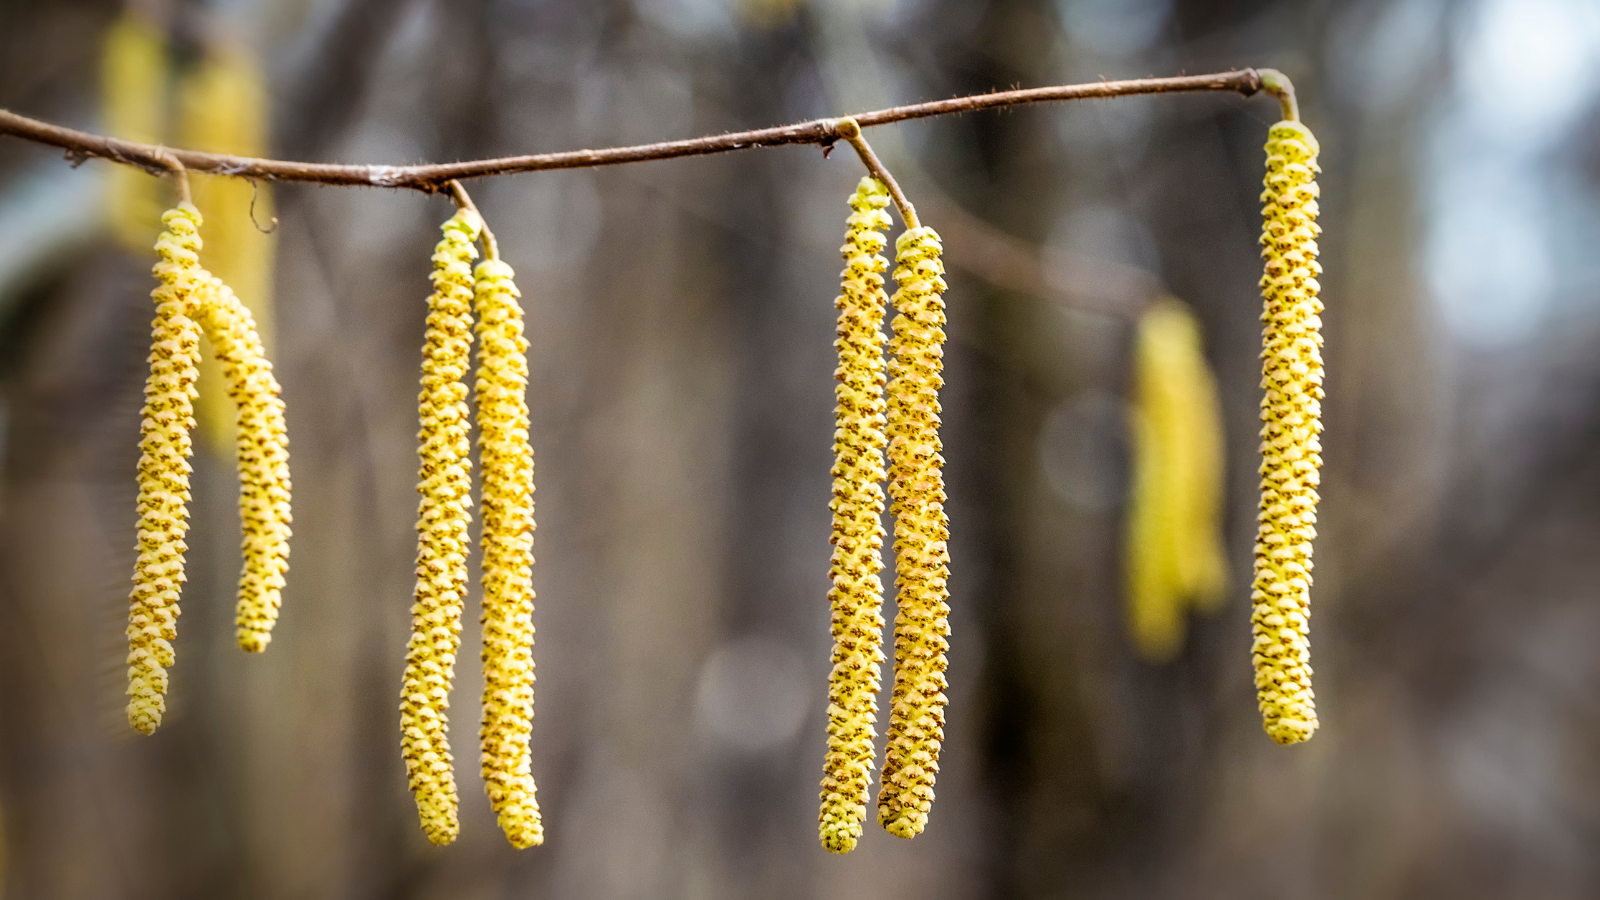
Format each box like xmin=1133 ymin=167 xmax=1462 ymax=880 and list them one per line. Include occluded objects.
xmin=4 ymin=0 xmax=1600 ymax=897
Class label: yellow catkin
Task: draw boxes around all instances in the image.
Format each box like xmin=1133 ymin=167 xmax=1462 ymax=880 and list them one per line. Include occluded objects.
xmin=177 ymin=43 xmax=277 ymax=458
xmin=102 ymin=12 xmax=169 ymax=251
xmin=819 ymin=177 xmax=893 ymax=854
xmin=1253 ymin=120 xmax=1323 ymax=745
xmin=472 ymin=257 xmax=544 ymax=849
xmin=401 ymin=209 xmax=481 ymax=845
xmin=877 ymin=225 xmax=951 ymax=839
xmin=127 ymin=204 xmax=205 ymax=735
xmin=191 ymin=272 xmax=292 ymax=652
xmin=1125 ymin=299 xmax=1227 ymax=662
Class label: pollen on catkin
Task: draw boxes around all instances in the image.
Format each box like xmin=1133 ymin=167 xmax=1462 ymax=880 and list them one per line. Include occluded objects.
xmin=819 ymin=177 xmax=893 ymax=855
xmin=127 ymin=204 xmax=205 ymax=735
xmin=877 ymin=225 xmax=951 ymax=840
xmin=1124 ymin=299 xmax=1227 ymax=663
xmin=472 ymin=257 xmax=544 ymax=849
xmin=1254 ymin=119 xmax=1323 ymax=746
xmin=191 ymin=272 xmax=291 ymax=652
xmin=401 ymin=208 xmax=481 ymax=845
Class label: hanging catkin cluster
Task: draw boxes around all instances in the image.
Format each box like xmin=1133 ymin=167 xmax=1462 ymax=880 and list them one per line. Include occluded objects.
xmin=127 ymin=203 xmax=291 ymax=734
xmin=402 ymin=209 xmax=481 ymax=845
xmin=128 ymin=204 xmax=205 ymax=735
xmin=879 ymin=225 xmax=951 ymax=840
xmin=1253 ymin=119 xmax=1323 ymax=746
xmin=473 ymin=257 xmax=544 ymax=848
xmin=191 ymin=273 xmax=292 ymax=651
xmin=1125 ymin=299 xmax=1227 ymax=662
xmin=819 ymin=177 xmax=893 ymax=855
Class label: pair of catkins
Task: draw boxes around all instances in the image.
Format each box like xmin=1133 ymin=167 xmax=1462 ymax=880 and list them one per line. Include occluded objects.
xmin=402 ymin=208 xmax=543 ymax=848
xmin=819 ymin=177 xmax=952 ymax=853
xmin=128 ymin=204 xmax=291 ymax=734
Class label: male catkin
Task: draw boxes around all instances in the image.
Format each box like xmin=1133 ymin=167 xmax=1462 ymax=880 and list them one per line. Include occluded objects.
xmin=472 ymin=257 xmax=544 ymax=849
xmin=819 ymin=177 xmax=893 ymax=854
xmin=127 ymin=204 xmax=205 ymax=735
xmin=1253 ymin=119 xmax=1323 ymax=745
xmin=191 ymin=273 xmax=291 ymax=652
xmin=1125 ymin=299 xmax=1227 ymax=662
xmin=877 ymin=226 xmax=951 ymax=839
xmin=401 ymin=209 xmax=481 ymax=844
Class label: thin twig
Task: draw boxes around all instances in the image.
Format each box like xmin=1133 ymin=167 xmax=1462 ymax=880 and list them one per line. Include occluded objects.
xmin=446 ymin=179 xmax=497 ymax=260
xmin=0 ymin=70 xmax=1267 ymax=193
xmin=835 ymin=118 xmax=918 ymax=230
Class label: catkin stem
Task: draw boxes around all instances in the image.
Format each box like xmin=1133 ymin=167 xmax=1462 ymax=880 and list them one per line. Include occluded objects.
xmin=834 ymin=119 xmax=919 ymax=230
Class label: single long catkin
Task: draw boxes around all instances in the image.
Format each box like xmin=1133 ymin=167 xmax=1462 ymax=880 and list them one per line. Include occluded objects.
xmin=127 ymin=204 xmax=205 ymax=734
xmin=191 ymin=272 xmax=292 ymax=651
xmin=472 ymin=257 xmax=544 ymax=849
xmin=1125 ymin=299 xmax=1227 ymax=662
xmin=819 ymin=177 xmax=893 ymax=854
xmin=1253 ymin=119 xmax=1323 ymax=745
xmin=878 ymin=225 xmax=951 ymax=839
xmin=401 ymin=209 xmax=481 ymax=844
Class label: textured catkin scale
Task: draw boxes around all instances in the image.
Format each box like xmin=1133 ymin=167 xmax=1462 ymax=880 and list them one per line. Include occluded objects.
xmin=191 ymin=274 xmax=292 ymax=652
xmin=472 ymin=258 xmax=544 ymax=849
xmin=1125 ymin=300 xmax=1227 ymax=662
xmin=401 ymin=209 xmax=482 ymax=845
xmin=127 ymin=204 xmax=205 ymax=735
xmin=818 ymin=178 xmax=892 ymax=855
xmin=877 ymin=226 xmax=951 ymax=839
xmin=1254 ymin=120 xmax=1323 ymax=746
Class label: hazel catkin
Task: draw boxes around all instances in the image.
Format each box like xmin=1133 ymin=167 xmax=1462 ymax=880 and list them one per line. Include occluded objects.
xmin=127 ymin=204 xmax=205 ymax=735
xmin=877 ymin=225 xmax=951 ymax=840
xmin=191 ymin=272 xmax=292 ymax=652
xmin=819 ymin=177 xmax=893 ymax=854
xmin=472 ymin=256 xmax=544 ymax=849
xmin=401 ymin=208 xmax=482 ymax=844
xmin=1124 ymin=299 xmax=1227 ymax=662
xmin=1253 ymin=119 xmax=1323 ymax=746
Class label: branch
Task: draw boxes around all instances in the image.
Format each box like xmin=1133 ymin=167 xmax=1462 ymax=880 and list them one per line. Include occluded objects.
xmin=0 ymin=70 xmax=1267 ymax=193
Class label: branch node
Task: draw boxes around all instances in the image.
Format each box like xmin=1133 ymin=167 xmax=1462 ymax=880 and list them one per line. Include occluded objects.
xmin=834 ymin=117 xmax=919 ymax=231
xmin=153 ymin=149 xmax=191 ymax=205
xmin=1257 ymin=68 xmax=1299 ymax=122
